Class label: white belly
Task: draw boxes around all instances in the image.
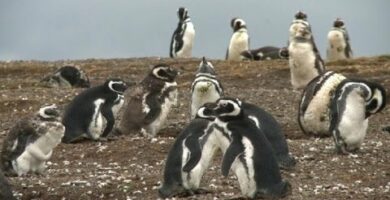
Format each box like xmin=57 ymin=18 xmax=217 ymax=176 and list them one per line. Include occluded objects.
xmin=89 ymin=99 xmax=106 ymax=139
xmin=176 ymin=22 xmax=195 ymax=58
xmin=191 ymin=83 xmax=221 ymax=119
xmin=327 ymin=30 xmax=347 ymax=61
xmin=228 ymin=31 xmax=249 ymax=61
xmin=288 ymin=42 xmax=319 ymax=89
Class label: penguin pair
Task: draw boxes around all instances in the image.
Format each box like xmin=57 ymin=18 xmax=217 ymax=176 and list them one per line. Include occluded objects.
xmin=116 ymin=64 xmax=179 ymax=137
xmin=288 ymin=11 xmax=325 ymax=90
xmin=62 ymin=79 xmax=128 ymax=143
xmin=240 ymin=46 xmax=289 ymax=61
xmin=299 ymin=71 xmax=386 ymax=153
xmin=40 ymin=65 xmax=90 ymax=88
xmin=1 ymin=105 xmax=64 ymax=176
xmin=327 ymin=18 xmax=353 ymax=61
xmin=170 ymin=7 xmax=195 ymax=58
xmin=190 ymin=57 xmax=224 ymax=119
xmin=227 ymin=18 xmax=250 ymax=61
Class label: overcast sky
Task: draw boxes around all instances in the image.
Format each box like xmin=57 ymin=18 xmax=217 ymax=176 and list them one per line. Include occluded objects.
xmin=0 ymin=0 xmax=389 ymax=61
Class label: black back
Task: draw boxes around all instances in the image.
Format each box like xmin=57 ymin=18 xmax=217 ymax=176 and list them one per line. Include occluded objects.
xmin=169 ymin=7 xmax=190 ymax=57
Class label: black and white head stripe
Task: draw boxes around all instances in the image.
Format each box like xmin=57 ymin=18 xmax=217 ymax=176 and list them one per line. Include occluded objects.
xmin=333 ymin=18 xmax=345 ymax=28
xmin=107 ymin=79 xmax=127 ymax=94
xmin=177 ymin=7 xmax=188 ymax=20
xmin=214 ymin=97 xmax=243 ymax=117
xmin=152 ymin=64 xmax=178 ymax=82
xmin=38 ymin=104 xmax=59 ymax=119
xmin=195 ymin=103 xmax=217 ymax=120
xmin=197 ymin=57 xmax=216 ymax=75
xmin=231 ymin=18 xmax=247 ymax=32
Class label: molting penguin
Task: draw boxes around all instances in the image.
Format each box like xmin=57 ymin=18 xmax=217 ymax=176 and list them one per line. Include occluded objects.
xmin=0 ymin=169 xmax=15 ymax=200
xmin=329 ymin=79 xmax=386 ymax=154
xmin=240 ymin=46 xmax=289 ymax=61
xmin=211 ymin=97 xmax=291 ymax=199
xmin=327 ymin=18 xmax=353 ymax=62
xmin=62 ymin=79 xmax=127 ymax=143
xmin=170 ymin=7 xmax=195 ymax=58
xmin=40 ymin=65 xmax=90 ymax=88
xmin=159 ymin=104 xmax=218 ymax=198
xmin=288 ymin=21 xmax=325 ymax=89
xmin=116 ymin=64 xmax=178 ymax=137
xmin=288 ymin=11 xmax=311 ymax=43
xmin=298 ymin=71 xmax=347 ymax=137
xmin=0 ymin=105 xmax=64 ymax=176
xmin=226 ymin=18 xmax=249 ymax=61
xmin=190 ymin=57 xmax=223 ymax=119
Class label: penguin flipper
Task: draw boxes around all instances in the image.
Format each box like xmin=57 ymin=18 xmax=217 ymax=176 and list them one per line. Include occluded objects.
xmin=221 ymin=138 xmax=244 ymax=177
xmin=101 ymin=105 xmax=114 ymax=138
xmin=182 ymin=135 xmax=202 ymax=172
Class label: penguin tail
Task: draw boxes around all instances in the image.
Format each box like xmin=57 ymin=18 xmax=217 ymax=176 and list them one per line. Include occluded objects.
xmin=277 ymin=154 xmax=296 ymax=170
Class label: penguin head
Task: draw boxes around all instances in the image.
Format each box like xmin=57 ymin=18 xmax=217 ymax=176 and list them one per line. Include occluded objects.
xmin=76 ymin=68 xmax=90 ymax=88
xmin=279 ymin=47 xmax=289 ymax=59
xmin=197 ymin=57 xmax=216 ymax=75
xmin=57 ymin=65 xmax=89 ymax=88
xmin=196 ymin=102 xmax=217 ymax=120
xmin=365 ymin=81 xmax=386 ymax=117
xmin=294 ymin=25 xmax=312 ymax=40
xmin=333 ymin=18 xmax=345 ymax=28
xmin=295 ymin=11 xmax=307 ymax=20
xmin=38 ymin=104 xmax=60 ymax=121
xmin=177 ymin=7 xmax=189 ymax=21
xmin=231 ymin=18 xmax=246 ymax=32
xmin=106 ymin=78 xmax=128 ymax=94
xmin=213 ymin=97 xmax=243 ymax=120
xmin=151 ymin=64 xmax=179 ymax=82
xmin=240 ymin=50 xmax=254 ymax=61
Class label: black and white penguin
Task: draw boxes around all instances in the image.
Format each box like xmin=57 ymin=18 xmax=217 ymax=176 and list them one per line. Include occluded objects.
xmin=288 ymin=11 xmax=311 ymax=43
xmin=240 ymin=46 xmax=289 ymax=61
xmin=170 ymin=7 xmax=195 ymax=58
xmin=329 ymin=79 xmax=386 ymax=153
xmin=62 ymin=79 xmax=127 ymax=143
xmin=288 ymin=16 xmax=325 ymax=89
xmin=0 ymin=105 xmax=64 ymax=176
xmin=40 ymin=65 xmax=90 ymax=88
xmin=298 ymin=71 xmax=347 ymax=137
xmin=327 ymin=18 xmax=353 ymax=61
xmin=0 ymin=169 xmax=15 ymax=200
xmin=190 ymin=57 xmax=223 ymax=119
xmin=159 ymin=104 xmax=218 ymax=198
xmin=116 ymin=64 xmax=178 ymax=137
xmin=211 ymin=97 xmax=291 ymax=199
xmin=226 ymin=18 xmax=249 ymax=61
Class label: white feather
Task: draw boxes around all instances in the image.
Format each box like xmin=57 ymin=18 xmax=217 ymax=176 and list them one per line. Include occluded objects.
xmin=227 ymin=29 xmax=249 ymax=61
xmin=176 ymin=19 xmax=195 ymax=58
xmin=327 ymin=29 xmax=349 ymax=61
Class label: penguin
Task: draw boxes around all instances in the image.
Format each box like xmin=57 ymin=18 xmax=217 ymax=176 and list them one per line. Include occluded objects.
xmin=62 ymin=79 xmax=127 ymax=143
xmin=159 ymin=103 xmax=218 ymax=198
xmin=169 ymin=7 xmax=195 ymax=58
xmin=298 ymin=71 xmax=347 ymax=137
xmin=241 ymin=102 xmax=296 ymax=170
xmin=40 ymin=65 xmax=90 ymax=88
xmin=0 ymin=169 xmax=15 ymax=200
xmin=226 ymin=18 xmax=249 ymax=61
xmin=0 ymin=105 xmax=64 ymax=176
xmin=327 ymin=18 xmax=353 ymax=62
xmin=288 ymin=21 xmax=325 ymax=89
xmin=190 ymin=57 xmax=224 ymax=119
xmin=240 ymin=46 xmax=289 ymax=61
xmin=329 ymin=79 xmax=386 ymax=154
xmin=116 ymin=64 xmax=178 ymax=137
xmin=211 ymin=97 xmax=291 ymax=199
xmin=288 ymin=11 xmax=311 ymax=43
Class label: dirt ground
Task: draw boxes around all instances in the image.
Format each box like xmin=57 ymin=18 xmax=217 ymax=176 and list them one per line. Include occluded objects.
xmin=0 ymin=56 xmax=389 ymax=200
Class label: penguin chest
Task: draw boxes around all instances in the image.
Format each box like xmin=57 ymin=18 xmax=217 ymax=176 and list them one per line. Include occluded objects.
xmin=288 ymin=42 xmax=317 ymax=89
xmin=337 ymin=92 xmax=368 ymax=149
xmin=191 ymin=82 xmax=221 ymax=118
xmin=177 ymin=22 xmax=195 ymax=58
xmin=112 ymin=97 xmax=125 ymax=117
xmin=88 ymin=99 xmax=106 ymax=139
xmin=327 ymin=30 xmax=347 ymax=61
xmin=228 ymin=32 xmax=249 ymax=61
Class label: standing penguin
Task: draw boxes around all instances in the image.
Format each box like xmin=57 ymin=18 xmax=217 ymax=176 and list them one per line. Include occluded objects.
xmin=211 ymin=98 xmax=291 ymax=199
xmin=240 ymin=46 xmax=289 ymax=61
xmin=329 ymin=79 xmax=386 ymax=153
xmin=226 ymin=18 xmax=249 ymax=61
xmin=288 ymin=22 xmax=325 ymax=89
xmin=170 ymin=7 xmax=195 ymax=58
xmin=298 ymin=71 xmax=347 ymax=137
xmin=190 ymin=57 xmax=223 ymax=119
xmin=159 ymin=104 xmax=218 ymax=198
xmin=40 ymin=65 xmax=90 ymax=88
xmin=0 ymin=169 xmax=15 ymax=200
xmin=0 ymin=105 xmax=64 ymax=176
xmin=62 ymin=79 xmax=127 ymax=143
xmin=327 ymin=18 xmax=353 ymax=62
xmin=116 ymin=64 xmax=178 ymax=137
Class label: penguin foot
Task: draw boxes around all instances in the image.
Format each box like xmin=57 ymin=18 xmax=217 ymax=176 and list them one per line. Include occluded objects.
xmin=278 ymin=155 xmax=297 ymax=171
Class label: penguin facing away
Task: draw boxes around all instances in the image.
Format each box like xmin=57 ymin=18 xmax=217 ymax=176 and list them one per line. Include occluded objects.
xmin=329 ymin=79 xmax=386 ymax=154
xmin=327 ymin=18 xmax=353 ymax=61
xmin=0 ymin=105 xmax=64 ymax=176
xmin=62 ymin=79 xmax=128 ymax=143
xmin=240 ymin=46 xmax=289 ymax=61
xmin=116 ymin=64 xmax=178 ymax=137
xmin=211 ymin=97 xmax=291 ymax=199
xmin=190 ymin=57 xmax=224 ymax=119
xmin=40 ymin=65 xmax=90 ymax=88
xmin=170 ymin=7 xmax=195 ymax=58
xmin=288 ymin=22 xmax=325 ymax=90
xmin=0 ymin=169 xmax=15 ymax=200
xmin=298 ymin=71 xmax=347 ymax=137
xmin=159 ymin=103 xmax=218 ymax=198
xmin=226 ymin=18 xmax=249 ymax=61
